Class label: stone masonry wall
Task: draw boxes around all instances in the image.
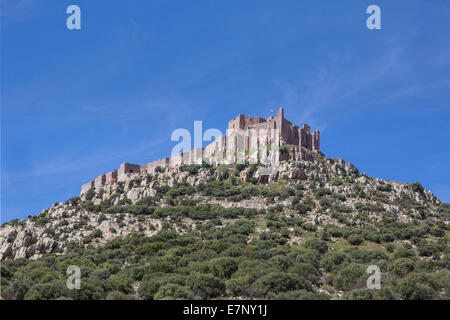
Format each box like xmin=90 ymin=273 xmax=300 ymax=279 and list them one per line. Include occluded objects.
xmin=80 ymin=108 xmax=320 ymax=194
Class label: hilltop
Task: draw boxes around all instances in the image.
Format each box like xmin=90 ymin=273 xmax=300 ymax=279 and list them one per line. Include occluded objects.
xmin=0 ymin=110 xmax=449 ymax=300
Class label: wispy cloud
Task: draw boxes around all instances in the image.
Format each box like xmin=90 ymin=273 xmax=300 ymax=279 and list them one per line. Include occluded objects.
xmin=268 ymin=46 xmax=402 ymax=130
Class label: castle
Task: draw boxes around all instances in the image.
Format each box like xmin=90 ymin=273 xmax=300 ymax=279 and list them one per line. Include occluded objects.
xmin=80 ymin=108 xmax=320 ymax=194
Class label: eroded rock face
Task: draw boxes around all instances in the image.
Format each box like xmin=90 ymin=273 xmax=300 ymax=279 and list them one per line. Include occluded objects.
xmin=257 ymin=175 xmax=269 ymax=184
xmin=127 ymin=188 xmax=144 ymax=203
xmin=15 ymin=247 xmax=27 ymax=259
xmin=0 ymin=244 xmax=12 ymax=260
xmin=13 ymin=229 xmax=33 ymax=248
xmin=35 ymin=237 xmax=57 ymax=254
xmin=290 ymin=169 xmax=307 ymax=180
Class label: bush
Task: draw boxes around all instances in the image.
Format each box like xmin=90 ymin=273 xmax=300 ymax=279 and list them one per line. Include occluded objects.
xmin=334 ymin=263 xmax=366 ymax=290
xmin=209 ymin=257 xmax=238 ymax=279
xmin=279 ymin=146 xmax=289 ymax=155
xmin=342 ymin=288 xmax=398 ymax=300
xmin=430 ymin=227 xmax=445 ymax=237
xmin=320 ymin=251 xmax=350 ymax=272
xmin=347 ymin=234 xmax=364 ymax=245
xmin=393 ymin=247 xmax=416 ymax=259
xmin=92 ymin=229 xmax=103 ymax=238
xmin=154 ymin=284 xmax=198 ymax=300
xmin=390 ymin=258 xmax=415 ymax=277
xmin=314 ymin=188 xmax=332 ymax=198
xmin=268 ymin=289 xmax=330 ymax=300
xmin=255 ymin=272 xmax=311 ymax=295
xmin=411 ymin=182 xmax=424 ymax=193
xmin=24 ymin=281 xmax=69 ymax=300
xmin=362 ymin=229 xmax=380 ymax=243
xmin=303 ymin=239 xmax=328 ymax=254
xmin=106 ymin=291 xmax=134 ymax=300
xmin=226 ymin=275 xmax=253 ymax=296
xmin=341 ymin=288 xmax=375 ymax=300
xmin=294 ymin=202 xmax=314 ymax=215
xmin=85 ymin=189 xmax=96 ymax=201
xmin=396 ymin=273 xmax=438 ymax=300
xmin=431 ymin=270 xmax=450 ymax=297
xmin=287 ymin=263 xmax=320 ymax=284
xmin=180 ymin=164 xmax=201 ymax=175
xmin=303 ymin=223 xmax=317 ymax=232
xmin=186 ymin=274 xmax=226 ymax=299
xmin=384 ymin=243 xmax=395 ymax=253
xmin=69 ymin=197 xmax=81 ymax=206
xmin=135 ymin=242 xmax=161 ymax=256
xmin=418 ymin=243 xmax=439 ymax=257
xmin=376 ymin=184 xmax=392 ymax=192
xmin=138 ymin=279 xmax=161 ymax=300
xmin=105 ymin=274 xmax=133 ymax=294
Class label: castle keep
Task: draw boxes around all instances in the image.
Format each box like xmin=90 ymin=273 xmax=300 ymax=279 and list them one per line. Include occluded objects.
xmin=227 ymin=108 xmax=320 ymax=151
xmin=80 ymin=108 xmax=320 ymax=194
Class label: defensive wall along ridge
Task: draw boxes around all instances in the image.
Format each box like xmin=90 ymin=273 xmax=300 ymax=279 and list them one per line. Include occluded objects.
xmin=81 ymin=108 xmax=324 ymax=195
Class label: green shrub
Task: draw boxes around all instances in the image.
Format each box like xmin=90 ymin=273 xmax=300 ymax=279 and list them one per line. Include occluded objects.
xmin=314 ymin=188 xmax=332 ymax=198
xmin=268 ymin=289 xmax=330 ymax=300
xmin=106 ymin=291 xmax=134 ymax=300
xmin=390 ymin=258 xmax=415 ymax=277
xmin=135 ymin=242 xmax=161 ymax=256
xmin=226 ymin=275 xmax=253 ymax=296
xmin=186 ymin=274 xmax=226 ymax=299
xmin=303 ymin=239 xmax=328 ymax=254
xmin=180 ymin=164 xmax=201 ymax=175
xmin=287 ymin=263 xmax=320 ymax=284
xmin=347 ymin=234 xmax=364 ymax=245
xmin=333 ymin=263 xmax=366 ymax=290
xmin=138 ymin=279 xmax=161 ymax=300
xmin=418 ymin=243 xmax=440 ymax=257
xmin=24 ymin=281 xmax=69 ymax=300
xmin=92 ymin=229 xmax=103 ymax=238
xmin=154 ymin=284 xmax=198 ymax=300
xmin=396 ymin=273 xmax=438 ymax=300
xmin=209 ymin=257 xmax=238 ymax=279
xmin=320 ymin=251 xmax=350 ymax=272
xmin=411 ymin=182 xmax=424 ymax=193
xmin=85 ymin=189 xmax=96 ymax=201
xmin=255 ymin=272 xmax=311 ymax=295
xmin=105 ymin=274 xmax=133 ymax=294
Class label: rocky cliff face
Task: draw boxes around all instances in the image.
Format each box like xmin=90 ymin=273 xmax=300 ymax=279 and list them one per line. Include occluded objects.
xmin=0 ymin=149 xmax=443 ymax=261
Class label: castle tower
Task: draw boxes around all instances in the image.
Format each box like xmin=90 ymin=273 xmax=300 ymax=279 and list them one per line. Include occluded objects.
xmin=228 ymin=114 xmax=246 ymax=130
xmin=276 ymin=107 xmax=284 ymax=120
xmin=312 ymin=130 xmax=320 ymax=151
xmin=276 ymin=107 xmax=285 ymax=145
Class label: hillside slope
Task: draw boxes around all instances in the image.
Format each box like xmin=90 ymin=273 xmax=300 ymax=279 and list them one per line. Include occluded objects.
xmin=1 ymin=150 xmax=449 ymax=300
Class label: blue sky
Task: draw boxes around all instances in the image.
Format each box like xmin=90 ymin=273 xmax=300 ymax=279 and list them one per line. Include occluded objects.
xmin=1 ymin=0 xmax=450 ymax=222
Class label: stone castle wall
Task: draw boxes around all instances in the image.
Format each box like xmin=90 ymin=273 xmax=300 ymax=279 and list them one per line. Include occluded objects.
xmin=80 ymin=108 xmax=321 ymax=194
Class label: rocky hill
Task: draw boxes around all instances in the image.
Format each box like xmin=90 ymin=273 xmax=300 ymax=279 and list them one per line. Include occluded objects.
xmin=1 ymin=149 xmax=449 ymax=300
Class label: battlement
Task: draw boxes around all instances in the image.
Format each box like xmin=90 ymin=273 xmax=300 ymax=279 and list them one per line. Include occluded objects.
xmin=80 ymin=108 xmax=320 ymax=194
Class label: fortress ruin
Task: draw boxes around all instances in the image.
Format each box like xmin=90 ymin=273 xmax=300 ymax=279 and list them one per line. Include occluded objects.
xmin=80 ymin=108 xmax=321 ymax=194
